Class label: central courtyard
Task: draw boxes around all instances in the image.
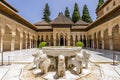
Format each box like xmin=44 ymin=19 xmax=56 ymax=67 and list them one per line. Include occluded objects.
xmin=0 ymin=0 xmax=120 ymax=80
xmin=0 ymin=48 xmax=120 ymax=80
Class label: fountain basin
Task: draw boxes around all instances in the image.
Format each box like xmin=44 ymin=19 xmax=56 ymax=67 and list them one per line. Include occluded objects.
xmin=42 ymin=46 xmax=81 ymax=57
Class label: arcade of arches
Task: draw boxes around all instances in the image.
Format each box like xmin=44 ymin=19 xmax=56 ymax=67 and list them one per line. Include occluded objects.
xmin=87 ymin=25 xmax=120 ymax=51
xmin=37 ymin=24 xmax=120 ymax=51
xmin=0 ymin=25 xmax=37 ymax=52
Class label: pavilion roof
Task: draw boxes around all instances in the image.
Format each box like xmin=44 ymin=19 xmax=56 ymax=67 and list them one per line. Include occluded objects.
xmin=34 ymin=20 xmax=50 ymax=26
xmin=75 ymin=20 xmax=89 ymax=25
xmin=50 ymin=13 xmax=74 ymax=25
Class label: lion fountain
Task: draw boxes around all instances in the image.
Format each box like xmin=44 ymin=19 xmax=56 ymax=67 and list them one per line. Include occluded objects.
xmin=21 ymin=47 xmax=92 ymax=80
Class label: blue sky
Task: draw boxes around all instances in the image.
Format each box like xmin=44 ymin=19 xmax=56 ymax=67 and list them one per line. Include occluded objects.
xmin=7 ymin=0 xmax=99 ymax=24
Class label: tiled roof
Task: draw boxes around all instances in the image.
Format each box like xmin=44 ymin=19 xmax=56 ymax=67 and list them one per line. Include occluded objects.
xmin=50 ymin=13 xmax=74 ymax=25
xmin=75 ymin=20 xmax=89 ymax=25
xmin=34 ymin=20 xmax=50 ymax=26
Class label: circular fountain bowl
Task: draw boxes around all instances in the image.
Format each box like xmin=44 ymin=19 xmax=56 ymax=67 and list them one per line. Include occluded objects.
xmin=42 ymin=46 xmax=81 ymax=57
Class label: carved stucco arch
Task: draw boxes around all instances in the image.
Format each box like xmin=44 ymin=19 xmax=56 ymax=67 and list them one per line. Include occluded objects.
xmin=104 ymin=27 xmax=112 ymax=36
xmin=23 ymin=31 xmax=27 ymax=38
xmin=6 ymin=24 xmax=12 ymax=30
xmin=16 ymin=28 xmax=22 ymax=37
xmin=112 ymin=24 xmax=120 ymax=34
xmin=58 ymin=31 xmax=66 ymax=39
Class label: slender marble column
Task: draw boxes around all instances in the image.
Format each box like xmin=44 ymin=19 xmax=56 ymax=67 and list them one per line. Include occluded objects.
xmin=73 ymin=40 xmax=75 ymax=46
xmin=0 ymin=35 xmax=3 ymax=51
xmin=109 ymin=36 xmax=113 ymax=50
xmin=54 ymin=39 xmax=56 ymax=46
xmin=102 ymin=38 xmax=104 ymax=49
xmin=20 ymin=35 xmax=23 ymax=50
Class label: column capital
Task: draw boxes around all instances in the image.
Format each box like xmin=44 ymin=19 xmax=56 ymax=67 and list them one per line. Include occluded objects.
xmin=1 ymin=29 xmax=5 ymax=36
xmin=101 ymin=37 xmax=104 ymax=40
xmin=109 ymin=35 xmax=113 ymax=39
xmin=11 ymin=31 xmax=16 ymax=37
xmin=53 ymin=37 xmax=56 ymax=40
xmin=73 ymin=39 xmax=75 ymax=41
xmin=20 ymin=34 xmax=23 ymax=38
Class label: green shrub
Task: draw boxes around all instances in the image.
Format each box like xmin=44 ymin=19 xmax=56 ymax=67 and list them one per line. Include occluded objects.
xmin=39 ymin=42 xmax=47 ymax=48
xmin=76 ymin=41 xmax=84 ymax=48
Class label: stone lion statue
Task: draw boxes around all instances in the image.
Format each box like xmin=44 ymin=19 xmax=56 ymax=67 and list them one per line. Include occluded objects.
xmin=71 ymin=50 xmax=90 ymax=74
xmin=71 ymin=57 xmax=82 ymax=74
xmin=32 ymin=50 xmax=43 ymax=69
xmin=39 ymin=53 xmax=51 ymax=74
xmin=75 ymin=50 xmax=90 ymax=68
xmin=82 ymin=50 xmax=90 ymax=68
xmin=57 ymin=55 xmax=66 ymax=78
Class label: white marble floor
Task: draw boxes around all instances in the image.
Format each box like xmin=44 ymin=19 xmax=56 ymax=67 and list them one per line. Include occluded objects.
xmin=0 ymin=48 xmax=39 ymax=64
xmin=0 ymin=64 xmax=25 ymax=80
xmin=0 ymin=48 xmax=120 ymax=80
xmin=85 ymin=49 xmax=120 ymax=63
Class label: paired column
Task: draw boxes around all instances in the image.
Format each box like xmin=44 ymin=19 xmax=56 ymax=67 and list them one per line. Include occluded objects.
xmin=67 ymin=39 xmax=70 ymax=46
xmin=109 ymin=35 xmax=113 ymax=50
xmin=102 ymin=37 xmax=104 ymax=50
xmin=96 ymin=38 xmax=99 ymax=49
xmin=25 ymin=36 xmax=28 ymax=49
xmin=73 ymin=35 xmax=75 ymax=46
xmin=20 ymin=35 xmax=23 ymax=50
xmin=86 ymin=39 xmax=88 ymax=47
xmin=33 ymin=38 xmax=37 ymax=48
xmin=29 ymin=38 xmax=32 ymax=48
xmin=101 ymin=35 xmax=113 ymax=50
xmin=64 ymin=37 xmax=65 ymax=46
xmin=53 ymin=38 xmax=56 ymax=46
xmin=11 ymin=32 xmax=15 ymax=51
xmin=92 ymin=39 xmax=94 ymax=48
xmin=59 ymin=38 xmax=60 ymax=46
xmin=73 ymin=39 xmax=75 ymax=46
xmin=0 ymin=33 xmax=4 ymax=52
xmin=48 ymin=36 xmax=51 ymax=46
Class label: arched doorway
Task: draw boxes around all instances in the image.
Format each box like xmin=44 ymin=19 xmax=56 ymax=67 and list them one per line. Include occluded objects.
xmin=33 ymin=36 xmax=37 ymax=48
xmin=88 ymin=35 xmax=92 ymax=48
xmin=83 ymin=35 xmax=86 ymax=47
xmin=104 ymin=29 xmax=110 ymax=50
xmin=27 ymin=34 xmax=30 ymax=49
xmin=70 ymin=35 xmax=73 ymax=46
xmin=41 ymin=35 xmax=43 ymax=42
xmin=98 ymin=31 xmax=102 ymax=49
xmin=46 ymin=35 xmax=49 ymax=45
xmin=60 ymin=35 xmax=64 ymax=46
xmin=112 ymin=25 xmax=120 ymax=51
xmin=94 ymin=33 xmax=97 ymax=49
xmin=37 ymin=36 xmax=40 ymax=47
xmin=22 ymin=32 xmax=26 ymax=49
xmin=50 ymin=35 xmax=53 ymax=46
xmin=15 ymin=29 xmax=20 ymax=50
xmin=31 ymin=36 xmax=33 ymax=48
xmin=3 ymin=25 xmax=12 ymax=51
xmin=80 ymin=35 xmax=82 ymax=42
xmin=75 ymin=35 xmax=78 ymax=44
xmin=59 ymin=32 xmax=66 ymax=46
